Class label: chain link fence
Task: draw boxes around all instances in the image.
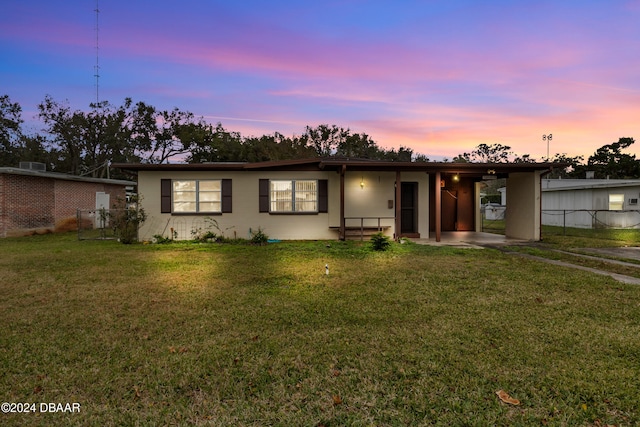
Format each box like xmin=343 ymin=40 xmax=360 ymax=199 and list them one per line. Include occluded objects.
xmin=481 ymin=206 xmax=640 ymax=237
xmin=77 ymin=208 xmax=119 ymax=240
xmin=542 ymin=209 xmax=640 ymax=230
xmin=481 ymin=205 xmax=506 ymax=234
xmin=541 ymin=209 xmax=640 ymax=238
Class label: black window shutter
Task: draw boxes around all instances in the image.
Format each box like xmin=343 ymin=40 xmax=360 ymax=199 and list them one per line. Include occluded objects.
xmin=221 ymin=179 xmax=232 ymax=213
xmin=259 ymin=179 xmax=269 ymax=212
xmin=318 ymin=179 xmax=328 ymax=213
xmin=161 ymin=179 xmax=171 ymax=213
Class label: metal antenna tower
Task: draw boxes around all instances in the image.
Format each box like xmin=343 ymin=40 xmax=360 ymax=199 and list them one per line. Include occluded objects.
xmin=94 ymin=0 xmax=100 ymax=105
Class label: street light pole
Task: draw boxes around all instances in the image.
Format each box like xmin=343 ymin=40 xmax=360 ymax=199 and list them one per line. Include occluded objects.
xmin=542 ymin=134 xmax=552 ymax=160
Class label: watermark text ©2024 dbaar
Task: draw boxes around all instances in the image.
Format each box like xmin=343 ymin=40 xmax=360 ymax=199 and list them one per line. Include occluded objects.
xmin=2 ymin=402 xmax=81 ymax=414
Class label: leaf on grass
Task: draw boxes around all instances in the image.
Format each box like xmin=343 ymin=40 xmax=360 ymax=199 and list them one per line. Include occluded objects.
xmin=332 ymin=394 xmax=343 ymax=405
xmin=496 ymin=389 xmax=520 ymax=405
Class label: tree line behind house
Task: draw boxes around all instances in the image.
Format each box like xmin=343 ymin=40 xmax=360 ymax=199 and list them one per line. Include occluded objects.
xmin=1 ymin=94 xmax=637 ymax=180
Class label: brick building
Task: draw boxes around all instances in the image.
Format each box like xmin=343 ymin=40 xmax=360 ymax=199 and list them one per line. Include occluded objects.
xmin=0 ymin=166 xmax=135 ymax=238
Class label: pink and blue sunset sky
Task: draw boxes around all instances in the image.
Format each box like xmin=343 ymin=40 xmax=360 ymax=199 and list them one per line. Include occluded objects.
xmin=2 ymin=0 xmax=639 ymax=161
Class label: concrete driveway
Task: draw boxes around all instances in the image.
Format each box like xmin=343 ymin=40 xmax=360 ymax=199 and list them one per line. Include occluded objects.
xmin=412 ymin=231 xmax=527 ymax=248
xmin=412 ymin=232 xmax=640 ymax=284
xmin=580 ymin=247 xmax=640 ymax=262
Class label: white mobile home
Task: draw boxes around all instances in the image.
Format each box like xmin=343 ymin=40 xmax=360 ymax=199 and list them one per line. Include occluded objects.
xmin=542 ymin=178 xmax=640 ymax=229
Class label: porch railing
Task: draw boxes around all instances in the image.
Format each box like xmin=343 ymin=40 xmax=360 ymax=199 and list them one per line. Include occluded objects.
xmin=340 ymin=216 xmax=395 ymax=241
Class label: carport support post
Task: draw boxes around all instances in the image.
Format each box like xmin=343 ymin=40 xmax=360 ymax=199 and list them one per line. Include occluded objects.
xmin=505 ymin=171 xmax=542 ymax=240
xmin=435 ymin=171 xmax=441 ymax=242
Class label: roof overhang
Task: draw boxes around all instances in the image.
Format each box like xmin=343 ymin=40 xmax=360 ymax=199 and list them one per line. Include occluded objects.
xmin=318 ymin=159 xmax=560 ymax=179
xmin=111 ymin=158 xmax=564 ymax=180
xmin=0 ymin=167 xmax=136 ymax=186
xmin=542 ymin=179 xmax=640 ymax=192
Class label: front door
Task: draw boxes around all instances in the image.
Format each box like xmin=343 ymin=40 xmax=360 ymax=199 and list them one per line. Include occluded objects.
xmin=441 ymin=189 xmax=458 ymax=231
xmin=401 ymin=182 xmax=418 ymax=235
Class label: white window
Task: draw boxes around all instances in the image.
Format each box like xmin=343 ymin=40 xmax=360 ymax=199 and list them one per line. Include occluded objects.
xmin=609 ymin=194 xmax=624 ymax=211
xmin=270 ymin=180 xmax=317 ymax=213
xmin=173 ymin=180 xmax=222 ymax=213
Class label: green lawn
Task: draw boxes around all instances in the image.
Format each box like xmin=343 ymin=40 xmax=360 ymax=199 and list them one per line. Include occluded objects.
xmin=541 ymin=226 xmax=640 ymax=249
xmin=1 ymin=233 xmax=640 ymax=426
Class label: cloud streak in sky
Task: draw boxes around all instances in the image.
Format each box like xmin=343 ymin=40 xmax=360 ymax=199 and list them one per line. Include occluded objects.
xmin=1 ymin=0 xmax=639 ymax=160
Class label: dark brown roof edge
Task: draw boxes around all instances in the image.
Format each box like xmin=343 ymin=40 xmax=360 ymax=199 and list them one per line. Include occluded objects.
xmin=112 ymin=159 xmax=567 ymax=174
xmin=1 ymin=166 xmax=136 ymax=185
xmin=110 ymin=162 xmax=248 ymax=172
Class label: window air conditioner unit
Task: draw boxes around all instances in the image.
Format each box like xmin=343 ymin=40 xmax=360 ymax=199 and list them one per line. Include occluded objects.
xmin=19 ymin=162 xmax=46 ymax=171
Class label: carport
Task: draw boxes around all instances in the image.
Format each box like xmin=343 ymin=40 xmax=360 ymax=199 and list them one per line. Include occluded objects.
xmin=319 ymin=160 xmax=559 ymax=242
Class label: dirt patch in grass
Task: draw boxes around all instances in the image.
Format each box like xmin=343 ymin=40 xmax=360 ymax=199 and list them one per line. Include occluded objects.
xmin=54 ymin=216 xmax=83 ymax=233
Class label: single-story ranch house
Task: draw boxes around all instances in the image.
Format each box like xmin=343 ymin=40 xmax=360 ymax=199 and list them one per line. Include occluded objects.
xmin=0 ymin=164 xmax=134 ymax=238
xmin=113 ymin=158 xmax=559 ymax=242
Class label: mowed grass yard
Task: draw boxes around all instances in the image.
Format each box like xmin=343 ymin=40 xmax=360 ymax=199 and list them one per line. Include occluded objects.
xmin=1 ymin=234 xmax=640 ymax=426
